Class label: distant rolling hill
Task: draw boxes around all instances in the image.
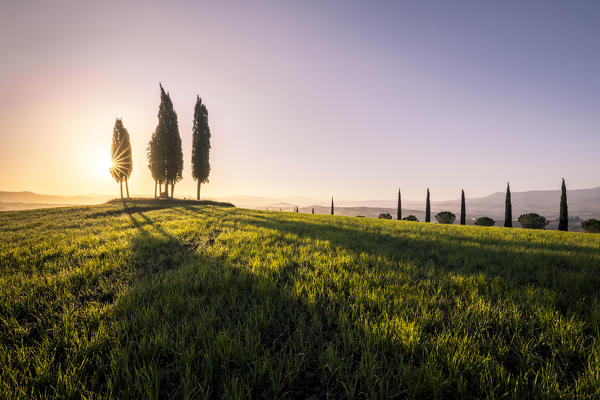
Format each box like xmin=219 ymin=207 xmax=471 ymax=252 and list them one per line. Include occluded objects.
xmin=0 ymin=191 xmax=112 ymax=211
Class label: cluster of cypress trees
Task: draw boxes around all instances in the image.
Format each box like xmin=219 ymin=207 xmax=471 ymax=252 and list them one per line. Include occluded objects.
xmin=147 ymin=84 xmax=184 ymax=198
xmin=111 ymin=84 xmax=211 ymax=200
xmin=395 ymin=179 xmax=569 ymax=230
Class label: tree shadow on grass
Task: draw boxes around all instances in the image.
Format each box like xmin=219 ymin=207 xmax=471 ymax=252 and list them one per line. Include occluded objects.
xmin=237 ymin=214 xmax=600 ymax=306
xmin=108 ymin=214 xmax=345 ymax=399
xmin=103 ymin=209 xmax=599 ymax=399
xmin=87 ymin=199 xmax=234 ymax=219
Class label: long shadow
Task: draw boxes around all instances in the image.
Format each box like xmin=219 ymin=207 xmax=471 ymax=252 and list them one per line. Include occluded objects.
xmin=237 ymin=214 xmax=600 ymax=311
xmin=102 ymin=206 xmax=599 ymax=399
xmin=88 ymin=198 xmax=234 ymax=219
xmin=109 ymin=210 xmax=342 ymax=398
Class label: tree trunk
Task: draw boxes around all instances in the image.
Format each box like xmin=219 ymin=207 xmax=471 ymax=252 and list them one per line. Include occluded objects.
xmin=125 ymin=179 xmax=130 ymax=198
xmin=171 ymin=183 xmax=174 ymax=198
xmin=119 ymin=179 xmax=123 ymax=199
xmin=154 ymin=181 xmax=157 ymax=198
xmin=197 ymin=181 xmax=201 ymax=200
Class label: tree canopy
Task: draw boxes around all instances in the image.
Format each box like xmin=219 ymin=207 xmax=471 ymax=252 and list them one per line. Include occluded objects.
xmin=518 ymin=213 xmax=549 ymax=229
xmin=435 ymin=211 xmax=455 ymax=224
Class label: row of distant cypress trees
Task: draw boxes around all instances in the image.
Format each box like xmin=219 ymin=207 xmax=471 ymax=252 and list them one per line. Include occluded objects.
xmin=395 ymin=179 xmax=570 ymax=231
xmin=110 ymin=84 xmax=211 ymax=200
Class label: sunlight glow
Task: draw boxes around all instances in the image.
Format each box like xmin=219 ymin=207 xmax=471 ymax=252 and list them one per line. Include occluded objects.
xmin=92 ymin=152 xmax=113 ymax=178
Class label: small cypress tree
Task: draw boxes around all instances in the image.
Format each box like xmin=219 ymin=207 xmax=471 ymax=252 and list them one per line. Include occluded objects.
xmin=504 ymin=182 xmax=512 ymax=227
xmin=110 ymin=118 xmax=133 ymax=199
xmin=331 ymin=197 xmax=334 ymax=215
xmin=397 ymin=189 xmax=402 ymax=220
xmin=147 ymin=128 xmax=165 ymax=198
xmin=191 ymin=95 xmax=211 ymax=200
xmin=312 ymin=208 xmax=314 ymax=214
xmin=425 ymin=189 xmax=431 ymax=222
xmin=460 ymin=189 xmax=466 ymax=225
xmin=559 ymin=178 xmax=568 ymax=231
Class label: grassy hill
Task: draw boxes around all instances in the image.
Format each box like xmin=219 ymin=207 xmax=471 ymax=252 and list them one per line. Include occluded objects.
xmin=1 ymin=199 xmax=599 ymax=399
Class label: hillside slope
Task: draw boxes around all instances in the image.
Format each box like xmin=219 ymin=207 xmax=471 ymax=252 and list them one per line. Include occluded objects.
xmin=1 ymin=200 xmax=599 ymax=399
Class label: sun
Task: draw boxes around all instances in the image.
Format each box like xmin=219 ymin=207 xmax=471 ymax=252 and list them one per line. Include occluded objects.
xmin=90 ymin=151 xmax=114 ymax=178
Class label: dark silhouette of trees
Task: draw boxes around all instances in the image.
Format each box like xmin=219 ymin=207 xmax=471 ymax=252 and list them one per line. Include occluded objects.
xmin=435 ymin=211 xmax=455 ymax=224
xmin=475 ymin=217 xmax=495 ymax=226
xmin=191 ymin=96 xmax=211 ymax=200
xmin=518 ymin=213 xmax=549 ymax=229
xmin=582 ymin=219 xmax=600 ymax=233
xmin=147 ymin=129 xmax=165 ymax=198
xmin=425 ymin=189 xmax=431 ymax=222
xmin=147 ymin=84 xmax=183 ymax=198
xmin=460 ymin=190 xmax=466 ymax=225
xmin=504 ymin=183 xmax=512 ymax=227
xmin=312 ymin=208 xmax=314 ymax=214
xmin=559 ymin=178 xmax=568 ymax=231
xmin=379 ymin=213 xmax=392 ymax=219
xmin=331 ymin=197 xmax=334 ymax=215
xmin=397 ymin=189 xmax=402 ymax=220
xmin=110 ymin=118 xmax=132 ymax=199
xmin=403 ymin=215 xmax=418 ymax=221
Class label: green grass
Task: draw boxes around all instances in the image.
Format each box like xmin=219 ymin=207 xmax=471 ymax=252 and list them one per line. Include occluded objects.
xmin=1 ymin=199 xmax=599 ymax=399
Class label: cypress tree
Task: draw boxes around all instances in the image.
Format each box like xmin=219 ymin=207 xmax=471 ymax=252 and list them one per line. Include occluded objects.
xmin=559 ymin=178 xmax=568 ymax=231
xmin=504 ymin=182 xmax=512 ymax=227
xmin=110 ymin=118 xmax=133 ymax=199
xmin=147 ymin=130 xmax=165 ymax=198
xmin=397 ymin=189 xmax=402 ymax=220
xmin=331 ymin=197 xmax=334 ymax=215
xmin=460 ymin=189 xmax=466 ymax=225
xmin=191 ymin=95 xmax=211 ymax=200
xmin=425 ymin=188 xmax=431 ymax=222
xmin=153 ymin=83 xmax=183 ymax=198
xmin=312 ymin=208 xmax=314 ymax=214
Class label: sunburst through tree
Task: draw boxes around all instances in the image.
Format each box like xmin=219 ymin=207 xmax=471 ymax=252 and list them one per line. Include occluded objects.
xmin=110 ymin=118 xmax=133 ymax=198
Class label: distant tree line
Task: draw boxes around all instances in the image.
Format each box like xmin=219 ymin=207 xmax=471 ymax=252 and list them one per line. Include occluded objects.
xmin=393 ymin=178 xmax=588 ymax=232
xmin=110 ymin=83 xmax=211 ymax=200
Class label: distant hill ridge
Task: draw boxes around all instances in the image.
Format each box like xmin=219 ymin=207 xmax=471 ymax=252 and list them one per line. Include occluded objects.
xmin=2 ymin=188 xmax=599 ymax=222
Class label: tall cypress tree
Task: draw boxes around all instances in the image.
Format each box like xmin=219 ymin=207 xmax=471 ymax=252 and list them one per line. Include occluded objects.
xmin=460 ymin=189 xmax=466 ymax=225
xmin=110 ymin=118 xmax=133 ymax=199
xmin=504 ymin=182 xmax=512 ymax=227
xmin=331 ymin=197 xmax=334 ymax=215
xmin=425 ymin=188 xmax=431 ymax=222
xmin=397 ymin=189 xmax=402 ymax=220
xmin=559 ymin=178 xmax=568 ymax=231
xmin=191 ymin=95 xmax=211 ymax=200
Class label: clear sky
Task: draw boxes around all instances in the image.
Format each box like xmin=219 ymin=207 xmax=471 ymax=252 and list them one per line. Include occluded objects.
xmin=1 ymin=0 xmax=599 ymax=201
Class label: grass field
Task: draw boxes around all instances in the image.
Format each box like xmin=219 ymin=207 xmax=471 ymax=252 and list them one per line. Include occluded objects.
xmin=1 ymin=199 xmax=599 ymax=399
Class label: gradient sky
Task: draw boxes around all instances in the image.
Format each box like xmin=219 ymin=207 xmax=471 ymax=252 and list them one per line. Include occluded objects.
xmin=1 ymin=0 xmax=599 ymax=201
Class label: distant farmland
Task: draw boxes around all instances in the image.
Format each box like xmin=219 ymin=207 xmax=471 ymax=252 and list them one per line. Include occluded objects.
xmin=1 ymin=200 xmax=599 ymax=399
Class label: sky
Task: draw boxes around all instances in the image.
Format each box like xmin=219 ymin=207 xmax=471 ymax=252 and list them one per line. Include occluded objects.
xmin=1 ymin=0 xmax=599 ymax=202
